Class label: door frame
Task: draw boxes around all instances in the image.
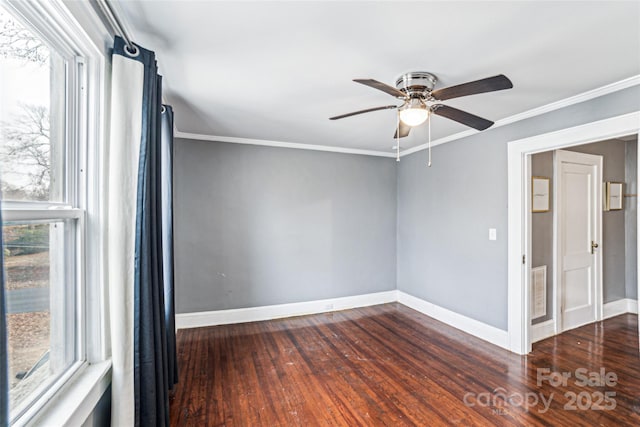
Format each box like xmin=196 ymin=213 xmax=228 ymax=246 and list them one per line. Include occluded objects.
xmin=507 ymin=111 xmax=640 ymax=354
xmin=554 ymin=150 xmax=603 ymax=333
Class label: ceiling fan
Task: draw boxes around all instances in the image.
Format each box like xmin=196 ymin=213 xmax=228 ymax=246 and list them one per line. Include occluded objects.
xmin=329 ymin=72 xmax=513 ymax=139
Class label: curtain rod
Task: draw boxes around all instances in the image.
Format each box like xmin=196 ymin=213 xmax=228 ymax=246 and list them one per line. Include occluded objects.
xmin=95 ymin=0 xmax=136 ymax=53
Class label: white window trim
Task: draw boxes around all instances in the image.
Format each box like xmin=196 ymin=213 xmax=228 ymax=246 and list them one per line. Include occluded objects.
xmin=20 ymin=361 xmax=111 ymax=427
xmin=2 ymin=208 xmax=83 ymax=222
xmin=2 ymin=0 xmax=111 ymax=425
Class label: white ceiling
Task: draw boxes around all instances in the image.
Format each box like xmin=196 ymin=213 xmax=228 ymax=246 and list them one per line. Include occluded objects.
xmin=115 ymin=1 xmax=640 ymax=154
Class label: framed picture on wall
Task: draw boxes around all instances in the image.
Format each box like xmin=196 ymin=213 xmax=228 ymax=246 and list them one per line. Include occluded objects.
xmin=606 ymin=182 xmax=624 ymax=211
xmin=532 ymin=176 xmax=550 ymax=212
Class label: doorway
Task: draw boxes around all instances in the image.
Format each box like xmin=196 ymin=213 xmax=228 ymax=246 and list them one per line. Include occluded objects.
xmin=507 ymin=111 xmax=640 ymax=355
xmin=529 ymin=149 xmax=604 ymax=341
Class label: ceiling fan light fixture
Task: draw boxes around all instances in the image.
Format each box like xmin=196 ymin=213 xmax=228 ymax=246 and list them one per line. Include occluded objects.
xmin=331 ymin=72 xmax=512 ymax=138
xmin=399 ymin=98 xmax=428 ymax=126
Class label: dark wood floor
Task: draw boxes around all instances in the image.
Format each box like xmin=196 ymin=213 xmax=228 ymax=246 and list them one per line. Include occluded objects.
xmin=169 ymin=303 xmax=640 ymax=426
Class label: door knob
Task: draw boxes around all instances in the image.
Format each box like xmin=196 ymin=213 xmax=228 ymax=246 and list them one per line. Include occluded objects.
xmin=591 ymin=241 xmax=599 ymax=254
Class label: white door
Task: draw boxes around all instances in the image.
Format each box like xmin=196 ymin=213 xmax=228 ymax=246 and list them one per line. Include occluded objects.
xmin=555 ymin=150 xmax=603 ymax=332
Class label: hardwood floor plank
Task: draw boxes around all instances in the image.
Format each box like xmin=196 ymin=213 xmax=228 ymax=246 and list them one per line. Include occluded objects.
xmin=169 ymin=304 xmax=640 ymax=426
xmin=305 ymin=317 xmax=450 ymax=426
xmin=333 ymin=310 xmax=525 ymax=426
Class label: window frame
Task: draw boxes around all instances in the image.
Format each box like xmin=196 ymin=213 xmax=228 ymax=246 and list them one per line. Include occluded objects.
xmin=1 ymin=0 xmax=107 ymax=425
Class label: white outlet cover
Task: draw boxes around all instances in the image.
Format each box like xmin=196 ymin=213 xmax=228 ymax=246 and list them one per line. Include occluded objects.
xmin=489 ymin=228 xmax=497 ymax=240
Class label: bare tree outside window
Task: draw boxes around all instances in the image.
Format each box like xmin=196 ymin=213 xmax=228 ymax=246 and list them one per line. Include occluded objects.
xmin=1 ymin=9 xmax=51 ymax=201
xmin=1 ymin=104 xmax=50 ymax=200
xmin=0 ymin=12 xmax=49 ymax=63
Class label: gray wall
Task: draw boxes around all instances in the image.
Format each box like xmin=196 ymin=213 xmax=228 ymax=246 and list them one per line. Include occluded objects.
xmin=531 ymin=139 xmax=635 ymax=324
xmin=174 ymin=140 xmax=397 ymax=313
xmin=626 ymin=139 xmax=638 ymax=299
xmin=174 ymin=86 xmax=639 ymax=325
xmin=397 ymin=85 xmax=640 ymax=331
xmin=531 ymin=151 xmax=554 ymax=323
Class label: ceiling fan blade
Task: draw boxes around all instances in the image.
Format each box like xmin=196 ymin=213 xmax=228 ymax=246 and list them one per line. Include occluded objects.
xmin=431 ymin=74 xmax=513 ymax=101
xmin=393 ymin=121 xmax=411 ymax=138
xmin=329 ymin=105 xmax=397 ymax=120
xmin=353 ymin=79 xmax=407 ymax=98
xmin=431 ymin=105 xmax=494 ymax=131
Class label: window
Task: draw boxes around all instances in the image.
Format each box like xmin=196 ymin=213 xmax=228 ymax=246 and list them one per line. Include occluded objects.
xmin=0 ymin=1 xmax=103 ymax=423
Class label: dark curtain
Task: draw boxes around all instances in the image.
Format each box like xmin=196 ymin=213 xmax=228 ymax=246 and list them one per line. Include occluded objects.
xmin=0 ymin=209 xmax=7 ymax=427
xmin=160 ymin=105 xmax=178 ymax=389
xmin=113 ymin=36 xmax=177 ymax=427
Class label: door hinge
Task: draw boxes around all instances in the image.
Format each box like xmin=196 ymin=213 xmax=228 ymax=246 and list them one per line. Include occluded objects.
xmin=522 ymin=254 xmax=526 ymax=265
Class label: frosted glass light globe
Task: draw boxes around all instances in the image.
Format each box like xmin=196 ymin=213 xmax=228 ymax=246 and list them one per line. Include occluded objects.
xmin=399 ymin=98 xmax=429 ymax=126
xmin=399 ymin=107 xmax=428 ymax=126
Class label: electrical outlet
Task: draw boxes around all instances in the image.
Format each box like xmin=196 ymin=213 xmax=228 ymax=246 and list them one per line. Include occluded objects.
xmin=489 ymin=228 xmax=497 ymax=240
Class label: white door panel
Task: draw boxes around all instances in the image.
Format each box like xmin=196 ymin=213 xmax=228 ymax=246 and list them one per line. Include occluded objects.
xmin=563 ymin=268 xmax=592 ymax=310
xmin=563 ymin=169 xmax=591 ymax=256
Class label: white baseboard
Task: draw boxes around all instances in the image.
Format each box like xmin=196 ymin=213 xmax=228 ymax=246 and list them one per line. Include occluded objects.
xmin=603 ymin=298 xmax=638 ymax=319
xmin=531 ymin=319 xmax=556 ymax=343
xmin=177 ymin=290 xmax=527 ymax=352
xmin=175 ymin=290 xmax=398 ymax=330
xmin=176 ymin=292 xmax=638 ymax=350
xmin=396 ymin=291 xmax=509 ymax=350
xmin=530 ymin=299 xmax=637 ymax=343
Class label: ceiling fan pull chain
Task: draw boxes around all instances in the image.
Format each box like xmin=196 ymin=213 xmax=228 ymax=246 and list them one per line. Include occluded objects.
xmin=396 ymin=110 xmax=400 ymax=162
xmin=427 ymin=111 xmax=432 ymax=167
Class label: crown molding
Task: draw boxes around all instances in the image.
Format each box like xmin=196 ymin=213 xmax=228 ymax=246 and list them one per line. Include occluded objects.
xmin=401 ymin=74 xmax=640 ymax=157
xmin=175 ymin=75 xmax=639 ymax=159
xmin=174 ymin=131 xmax=397 ymax=158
